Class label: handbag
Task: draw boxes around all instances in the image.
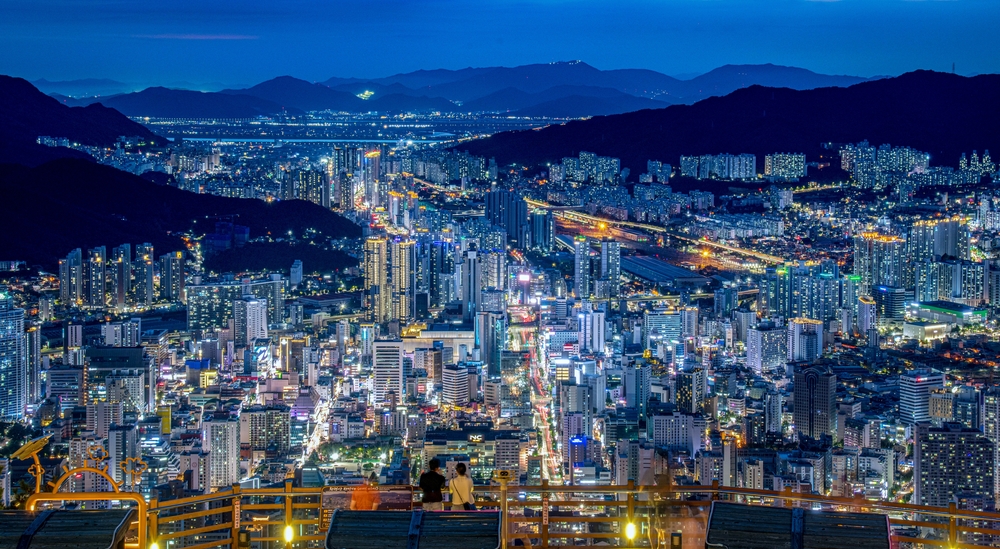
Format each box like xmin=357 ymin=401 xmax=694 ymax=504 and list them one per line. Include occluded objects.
xmin=455 ymin=482 xmax=477 ymax=510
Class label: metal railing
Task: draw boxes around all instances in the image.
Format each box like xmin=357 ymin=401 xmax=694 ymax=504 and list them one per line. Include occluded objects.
xmin=34 ymin=479 xmax=1000 ymax=549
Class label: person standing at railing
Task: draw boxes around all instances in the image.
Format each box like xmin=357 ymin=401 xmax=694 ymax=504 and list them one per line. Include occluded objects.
xmin=449 ymin=463 xmax=475 ymax=511
xmin=350 ymin=473 xmax=382 ymax=510
xmin=419 ymin=458 xmax=446 ymax=511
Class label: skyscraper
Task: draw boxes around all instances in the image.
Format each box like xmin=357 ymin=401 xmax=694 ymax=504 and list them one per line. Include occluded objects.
xmin=915 ymin=422 xmax=995 ymax=507
xmin=573 ymin=236 xmax=591 ymax=298
xmin=747 ymin=321 xmax=787 ymax=375
xmin=233 ymin=296 xmax=268 ymax=347
xmin=364 ymin=237 xmax=391 ymax=323
xmin=793 ymin=366 xmax=836 ymax=440
xmin=159 ymin=251 xmax=185 ymax=303
xmin=390 ymin=239 xmax=415 ymax=323
xmin=485 ymin=189 xmax=530 ymax=247
xmin=58 ymin=248 xmax=83 ymax=306
xmin=202 ymin=412 xmax=241 ymax=489
xmin=853 ymin=232 xmax=904 ymax=296
xmin=599 ymin=238 xmax=621 ymax=297
xmin=900 ymin=369 xmax=945 ymax=425
xmin=0 ymin=289 xmax=26 ymax=420
xmin=787 ymin=318 xmax=823 ymax=362
xmin=373 ymin=340 xmax=404 ymax=406
xmin=462 ymin=249 xmax=482 ymax=321
xmin=86 ymin=246 xmax=106 ymax=308
xmin=134 ymin=244 xmax=155 ymax=308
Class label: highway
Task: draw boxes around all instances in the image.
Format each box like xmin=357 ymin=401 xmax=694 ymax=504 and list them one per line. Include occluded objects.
xmin=526 ymin=197 xmax=786 ymax=265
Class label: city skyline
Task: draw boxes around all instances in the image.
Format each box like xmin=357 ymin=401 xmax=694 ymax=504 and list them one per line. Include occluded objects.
xmin=1 ymin=0 xmax=998 ymax=86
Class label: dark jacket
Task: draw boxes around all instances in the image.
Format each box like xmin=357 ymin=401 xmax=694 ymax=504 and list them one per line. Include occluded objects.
xmin=418 ymin=470 xmax=446 ymax=503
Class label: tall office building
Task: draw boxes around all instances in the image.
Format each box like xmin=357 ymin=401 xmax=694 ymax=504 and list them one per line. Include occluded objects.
xmin=58 ymin=248 xmax=84 ymax=305
xmin=914 ymin=422 xmax=995 ymax=507
xmin=746 ymin=322 xmax=787 ymax=374
xmin=390 ymin=239 xmax=415 ymax=323
xmin=233 ymin=296 xmax=268 ymax=347
xmin=484 ymin=189 xmax=530 ymax=247
xmin=202 ymin=412 xmax=241 ymax=489
xmin=900 ymin=369 xmax=945 ymax=424
xmin=364 ymin=237 xmax=391 ymax=323
xmin=442 ymin=364 xmax=471 ymax=406
xmin=983 ymin=388 xmax=1000 ymax=500
xmin=462 ymin=249 xmax=482 ymax=321
xmin=0 ymin=289 xmax=26 ymax=420
xmin=765 ymin=391 xmax=782 ymax=433
xmin=159 ymin=251 xmax=185 ymax=303
xmin=873 ymin=285 xmax=906 ymax=327
xmin=531 ymin=210 xmax=554 ymax=252
xmin=787 ymin=318 xmax=823 ymax=362
xmin=373 ymin=341 xmax=404 ymax=406
xmin=134 ymin=244 xmax=155 ymax=308
xmin=86 ymin=246 xmax=106 ymax=308
xmin=675 ymin=368 xmax=706 ymax=415
xmin=573 ymin=236 xmax=591 ymax=298
xmin=625 ymin=361 xmax=652 ymax=419
xmin=793 ymin=366 xmax=836 ymax=440
xmin=599 ymin=239 xmax=621 ymax=297
xmin=853 ymin=232 xmax=905 ymax=296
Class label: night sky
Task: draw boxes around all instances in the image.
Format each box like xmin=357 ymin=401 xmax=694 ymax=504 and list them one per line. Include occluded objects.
xmin=2 ymin=0 xmax=997 ymax=87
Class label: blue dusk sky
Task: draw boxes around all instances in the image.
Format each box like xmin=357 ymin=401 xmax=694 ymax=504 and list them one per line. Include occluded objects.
xmin=1 ymin=0 xmax=997 ymax=87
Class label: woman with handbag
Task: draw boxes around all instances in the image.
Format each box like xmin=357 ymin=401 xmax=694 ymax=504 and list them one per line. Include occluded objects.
xmin=449 ymin=462 xmax=476 ymax=511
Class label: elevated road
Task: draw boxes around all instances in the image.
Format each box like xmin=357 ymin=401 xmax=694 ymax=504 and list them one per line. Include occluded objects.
xmin=527 ymin=197 xmax=785 ymax=265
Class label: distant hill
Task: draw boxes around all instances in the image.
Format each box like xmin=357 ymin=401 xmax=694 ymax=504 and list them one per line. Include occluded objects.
xmin=458 ymin=85 xmax=667 ymax=116
xmin=32 ymin=78 xmax=133 ymax=97
xmin=334 ymin=61 xmax=871 ymax=104
xmin=204 ymin=241 xmax=357 ymax=275
xmin=95 ymin=87 xmax=297 ymax=118
xmin=0 ymin=159 xmax=361 ymax=268
xmin=26 ymin=62 xmax=880 ymax=120
xmin=221 ymin=76 xmax=458 ymax=113
xmin=454 ymin=71 xmax=1000 ymax=174
xmin=0 ymin=75 xmax=162 ymax=166
xmin=221 ymin=76 xmax=365 ymax=112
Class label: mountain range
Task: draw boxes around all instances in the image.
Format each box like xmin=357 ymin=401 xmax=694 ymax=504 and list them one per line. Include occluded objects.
xmin=0 ymin=75 xmax=162 ymax=166
xmin=0 ymin=159 xmax=361 ymax=269
xmin=40 ymin=62 xmax=877 ymax=119
xmin=455 ymin=70 xmax=1000 ymax=175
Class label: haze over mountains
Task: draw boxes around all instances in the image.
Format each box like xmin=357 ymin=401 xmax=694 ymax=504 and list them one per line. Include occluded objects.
xmin=40 ymin=61 xmax=876 ymax=119
xmin=456 ymin=70 xmax=1000 ymax=175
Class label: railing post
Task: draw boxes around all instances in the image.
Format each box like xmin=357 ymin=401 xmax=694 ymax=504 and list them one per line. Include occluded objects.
xmin=711 ymin=480 xmax=720 ymax=501
xmin=626 ymin=480 xmax=636 ymax=546
xmin=148 ymin=497 xmax=158 ymax=549
xmin=492 ymin=470 xmax=512 ymax=549
xmin=949 ymin=501 xmax=958 ymax=547
xmin=285 ymin=478 xmax=294 ymax=544
xmin=540 ymin=478 xmax=549 ymax=549
xmin=230 ymin=483 xmax=242 ymax=549
xmin=783 ymin=486 xmax=793 ymax=508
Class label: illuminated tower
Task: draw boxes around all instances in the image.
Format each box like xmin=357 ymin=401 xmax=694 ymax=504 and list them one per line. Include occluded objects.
xmin=0 ymin=289 xmax=26 ymax=420
xmin=364 ymin=237 xmax=391 ymax=323
xmin=574 ymin=236 xmax=591 ymax=298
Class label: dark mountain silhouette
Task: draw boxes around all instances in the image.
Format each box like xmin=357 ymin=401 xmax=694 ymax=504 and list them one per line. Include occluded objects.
xmin=333 ymin=61 xmax=871 ymax=104
xmin=366 ymin=94 xmax=456 ymax=113
xmin=454 ymin=71 xmax=1000 ymax=174
xmin=0 ymin=75 xmax=161 ymax=166
xmin=32 ymin=78 xmax=133 ymax=97
xmin=221 ymin=76 xmax=366 ymax=111
xmin=328 ymin=81 xmax=427 ymax=98
xmin=0 ymin=159 xmax=361 ymax=268
xmin=671 ymin=64 xmax=870 ymax=103
xmin=223 ymin=76 xmax=459 ymax=113
xmin=464 ymin=85 xmax=668 ymax=115
xmin=96 ymin=87 xmax=297 ymax=118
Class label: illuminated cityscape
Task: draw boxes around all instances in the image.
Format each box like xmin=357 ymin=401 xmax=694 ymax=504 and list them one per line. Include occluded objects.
xmin=1 ymin=1 xmax=1000 ymax=548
